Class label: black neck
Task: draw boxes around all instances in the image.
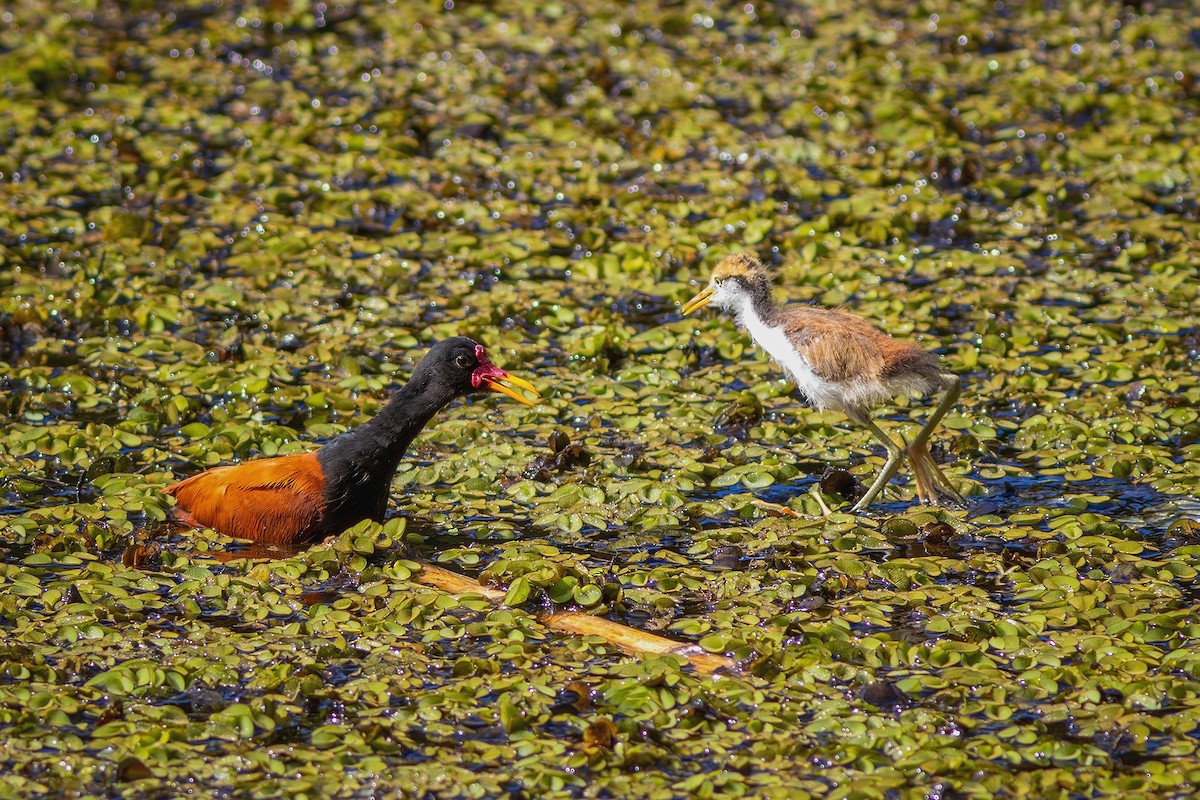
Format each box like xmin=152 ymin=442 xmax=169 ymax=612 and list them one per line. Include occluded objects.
xmin=315 ymin=366 xmax=459 ymax=518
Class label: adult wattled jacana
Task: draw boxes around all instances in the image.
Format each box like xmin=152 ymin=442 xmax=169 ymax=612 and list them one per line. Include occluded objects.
xmin=681 ymin=253 xmax=964 ymax=512
xmin=166 ymin=337 xmax=538 ymax=544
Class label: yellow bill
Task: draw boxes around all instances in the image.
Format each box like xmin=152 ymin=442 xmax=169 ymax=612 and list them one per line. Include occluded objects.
xmin=483 ymin=372 xmax=540 ymax=406
xmin=680 ymin=284 xmax=716 ymax=315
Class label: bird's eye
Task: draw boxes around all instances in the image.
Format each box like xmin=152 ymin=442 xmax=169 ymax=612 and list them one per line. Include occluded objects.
xmin=454 ymin=354 xmax=473 ymax=370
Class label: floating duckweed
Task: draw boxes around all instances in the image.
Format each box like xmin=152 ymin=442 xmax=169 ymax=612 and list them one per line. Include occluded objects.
xmin=2 ymin=0 xmax=1199 ymax=796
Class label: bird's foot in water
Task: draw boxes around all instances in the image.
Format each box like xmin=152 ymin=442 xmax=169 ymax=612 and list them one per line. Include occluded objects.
xmin=909 ymin=443 xmax=967 ymax=509
xmin=920 ymin=483 xmax=968 ymax=510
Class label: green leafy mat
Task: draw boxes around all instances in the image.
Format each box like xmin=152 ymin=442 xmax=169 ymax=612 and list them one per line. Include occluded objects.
xmin=2 ymin=1 xmax=1198 ymax=797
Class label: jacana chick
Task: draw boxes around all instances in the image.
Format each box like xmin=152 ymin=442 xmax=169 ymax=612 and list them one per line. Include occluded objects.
xmin=682 ymin=254 xmax=963 ymax=511
xmin=166 ymin=337 xmax=538 ymax=544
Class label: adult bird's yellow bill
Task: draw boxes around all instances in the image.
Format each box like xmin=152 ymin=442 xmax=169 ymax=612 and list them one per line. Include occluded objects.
xmin=481 ymin=372 xmax=540 ymax=405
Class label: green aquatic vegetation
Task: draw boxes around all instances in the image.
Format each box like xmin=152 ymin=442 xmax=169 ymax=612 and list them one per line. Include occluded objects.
xmin=2 ymin=0 xmax=1200 ymax=797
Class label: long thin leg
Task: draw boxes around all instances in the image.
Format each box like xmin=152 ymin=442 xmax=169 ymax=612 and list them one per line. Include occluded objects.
xmin=850 ymin=417 xmax=908 ymax=512
xmin=906 ymin=374 xmax=964 ymax=506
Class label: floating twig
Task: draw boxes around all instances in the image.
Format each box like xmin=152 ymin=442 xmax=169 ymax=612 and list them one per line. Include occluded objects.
xmin=414 ymin=562 xmax=736 ymax=675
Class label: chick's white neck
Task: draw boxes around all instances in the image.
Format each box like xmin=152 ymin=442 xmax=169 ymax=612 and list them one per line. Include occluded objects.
xmin=721 ymin=290 xmax=848 ymax=413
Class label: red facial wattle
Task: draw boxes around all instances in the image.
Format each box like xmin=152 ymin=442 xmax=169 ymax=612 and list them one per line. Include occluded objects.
xmin=470 ymin=345 xmax=501 ymax=388
xmin=470 ymin=344 xmax=539 ymax=405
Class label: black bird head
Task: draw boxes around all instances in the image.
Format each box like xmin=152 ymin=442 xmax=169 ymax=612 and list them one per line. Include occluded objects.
xmin=419 ymin=336 xmax=539 ymax=405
